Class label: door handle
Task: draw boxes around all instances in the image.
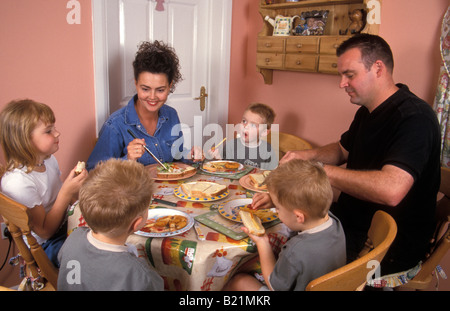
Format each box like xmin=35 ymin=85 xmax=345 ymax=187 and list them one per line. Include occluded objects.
xmin=194 ymin=86 xmax=208 ymax=111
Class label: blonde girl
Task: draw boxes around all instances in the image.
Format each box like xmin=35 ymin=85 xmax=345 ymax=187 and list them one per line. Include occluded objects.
xmin=0 ymin=99 xmax=87 ymax=266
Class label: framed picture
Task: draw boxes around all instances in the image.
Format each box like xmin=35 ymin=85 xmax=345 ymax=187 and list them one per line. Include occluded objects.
xmin=294 ymin=10 xmax=329 ymax=36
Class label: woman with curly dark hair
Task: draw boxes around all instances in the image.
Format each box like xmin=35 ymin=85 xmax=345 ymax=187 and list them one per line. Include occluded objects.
xmin=87 ymin=41 xmax=195 ymax=170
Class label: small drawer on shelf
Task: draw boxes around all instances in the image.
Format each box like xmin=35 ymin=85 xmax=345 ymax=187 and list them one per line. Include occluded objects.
xmin=257 ymin=53 xmax=284 ymax=69
xmin=285 ymin=54 xmax=318 ymax=72
xmin=257 ymin=37 xmax=284 ymax=53
xmin=286 ymin=37 xmax=319 ymax=54
xmin=320 ymin=36 xmax=350 ymax=55
xmin=318 ymin=55 xmax=339 ymax=74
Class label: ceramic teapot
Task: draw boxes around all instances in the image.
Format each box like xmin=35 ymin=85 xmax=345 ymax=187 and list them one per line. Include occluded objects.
xmin=265 ymin=15 xmax=300 ymax=36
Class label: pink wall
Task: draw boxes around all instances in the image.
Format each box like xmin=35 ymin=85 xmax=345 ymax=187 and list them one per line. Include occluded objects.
xmin=0 ymin=0 xmax=96 ymax=177
xmin=0 ymin=0 xmax=96 ymax=287
xmin=229 ymin=0 xmax=449 ymax=147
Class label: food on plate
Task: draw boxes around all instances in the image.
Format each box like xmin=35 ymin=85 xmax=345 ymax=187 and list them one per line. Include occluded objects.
xmin=141 ymin=215 xmax=188 ymax=233
xmin=156 ymin=162 xmax=195 ymax=178
xmin=202 ymin=184 xmax=227 ymax=197
xmin=181 ymin=182 xmax=227 ymax=198
xmin=239 ymin=210 xmax=265 ymax=236
xmin=75 ymin=161 xmax=85 ymax=175
xmin=225 ymin=162 xmax=240 ymax=169
xmin=248 ymin=171 xmax=271 ymax=190
xmin=188 ymin=183 xmax=215 ymax=197
xmin=203 ymin=161 xmax=241 ymax=173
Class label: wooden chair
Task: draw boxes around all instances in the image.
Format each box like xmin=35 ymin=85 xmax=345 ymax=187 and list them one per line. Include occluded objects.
xmin=0 ymin=286 xmax=15 ymax=291
xmin=306 ymin=210 xmax=397 ymax=291
xmin=397 ymin=166 xmax=450 ymax=290
xmin=0 ymin=193 xmax=58 ymax=291
xmin=263 ymin=131 xmax=312 ymax=161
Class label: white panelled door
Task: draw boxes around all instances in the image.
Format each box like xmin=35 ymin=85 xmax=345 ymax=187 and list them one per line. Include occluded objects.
xmin=92 ymin=0 xmax=232 ymax=149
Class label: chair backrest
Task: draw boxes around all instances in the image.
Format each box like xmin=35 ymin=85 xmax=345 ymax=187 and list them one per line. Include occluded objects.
xmin=0 ymin=193 xmax=58 ymax=290
xmin=264 ymin=131 xmax=312 ymax=161
xmin=306 ymin=210 xmax=397 ymax=291
xmin=401 ymin=166 xmax=450 ymax=289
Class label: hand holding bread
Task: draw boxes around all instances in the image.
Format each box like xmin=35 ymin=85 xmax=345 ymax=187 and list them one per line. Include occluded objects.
xmin=190 ymin=145 xmax=205 ymax=162
xmin=75 ymin=161 xmax=86 ymax=175
xmin=239 ymin=210 xmax=265 ymax=236
xmin=61 ymin=161 xmax=87 ymax=200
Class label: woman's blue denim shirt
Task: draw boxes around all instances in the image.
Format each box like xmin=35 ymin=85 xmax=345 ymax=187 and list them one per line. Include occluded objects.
xmin=87 ymin=96 xmax=185 ymax=170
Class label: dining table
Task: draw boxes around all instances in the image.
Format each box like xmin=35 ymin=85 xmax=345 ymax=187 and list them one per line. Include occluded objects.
xmin=66 ymin=162 xmax=290 ymax=291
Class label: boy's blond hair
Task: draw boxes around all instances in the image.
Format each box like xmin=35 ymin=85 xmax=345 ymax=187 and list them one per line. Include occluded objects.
xmin=0 ymin=99 xmax=56 ymax=173
xmin=79 ymin=159 xmax=154 ymax=236
xmin=265 ymin=159 xmax=333 ymax=219
xmin=246 ymin=103 xmax=275 ymax=129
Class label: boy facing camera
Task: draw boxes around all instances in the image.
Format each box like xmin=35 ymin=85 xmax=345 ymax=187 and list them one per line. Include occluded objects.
xmin=210 ymin=103 xmax=278 ymax=170
xmin=224 ymin=160 xmax=346 ymax=291
xmin=57 ymin=159 xmax=163 ymax=291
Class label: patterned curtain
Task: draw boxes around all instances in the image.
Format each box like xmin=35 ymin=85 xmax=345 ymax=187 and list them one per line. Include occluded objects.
xmin=434 ymin=6 xmax=450 ymax=167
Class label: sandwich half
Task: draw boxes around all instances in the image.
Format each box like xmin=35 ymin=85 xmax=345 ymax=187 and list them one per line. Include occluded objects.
xmin=239 ymin=210 xmax=265 ymax=236
xmin=181 ymin=182 xmax=227 ymax=198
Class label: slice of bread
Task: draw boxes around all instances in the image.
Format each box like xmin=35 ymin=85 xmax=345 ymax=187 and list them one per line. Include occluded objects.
xmin=181 ymin=183 xmax=193 ymax=196
xmin=201 ymin=183 xmax=227 ymax=197
xmin=75 ymin=161 xmax=85 ymax=175
xmin=239 ymin=210 xmax=265 ymax=236
xmin=190 ymin=183 xmax=214 ymax=197
xmin=181 ymin=182 xmax=227 ymax=198
xmin=248 ymin=171 xmax=271 ymax=190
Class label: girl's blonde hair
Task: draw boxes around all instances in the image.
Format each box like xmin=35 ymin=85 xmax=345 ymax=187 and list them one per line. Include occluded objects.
xmin=0 ymin=99 xmax=55 ymax=174
xmin=79 ymin=159 xmax=154 ymax=236
xmin=266 ymin=159 xmax=333 ymax=219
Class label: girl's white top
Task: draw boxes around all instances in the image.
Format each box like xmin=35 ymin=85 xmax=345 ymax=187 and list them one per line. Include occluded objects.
xmin=1 ymin=155 xmax=62 ymax=244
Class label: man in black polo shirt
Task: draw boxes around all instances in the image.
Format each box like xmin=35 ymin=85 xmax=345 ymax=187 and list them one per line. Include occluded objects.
xmin=281 ymin=34 xmax=441 ymax=281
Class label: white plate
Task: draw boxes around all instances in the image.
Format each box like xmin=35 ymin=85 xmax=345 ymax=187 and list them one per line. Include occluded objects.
xmin=200 ymin=160 xmax=245 ymax=175
xmin=135 ymin=208 xmax=194 ymax=238
xmin=174 ymin=182 xmax=229 ymax=202
xmin=217 ymin=198 xmax=278 ymax=223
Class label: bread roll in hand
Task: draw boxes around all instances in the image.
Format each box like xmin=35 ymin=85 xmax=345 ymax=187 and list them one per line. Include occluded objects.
xmin=239 ymin=210 xmax=265 ymax=236
xmin=75 ymin=161 xmax=85 ymax=175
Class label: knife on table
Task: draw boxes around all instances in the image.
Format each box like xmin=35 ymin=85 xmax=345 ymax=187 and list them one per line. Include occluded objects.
xmin=127 ymin=129 xmax=168 ymax=170
xmin=194 ymin=221 xmax=206 ymax=241
xmin=152 ymin=198 xmax=177 ymax=207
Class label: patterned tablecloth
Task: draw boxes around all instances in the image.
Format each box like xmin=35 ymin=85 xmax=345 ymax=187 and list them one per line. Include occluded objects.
xmin=67 ymin=165 xmax=289 ymax=291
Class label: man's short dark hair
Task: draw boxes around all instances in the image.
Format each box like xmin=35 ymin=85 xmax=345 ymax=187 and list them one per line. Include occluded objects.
xmin=337 ymin=34 xmax=394 ymax=73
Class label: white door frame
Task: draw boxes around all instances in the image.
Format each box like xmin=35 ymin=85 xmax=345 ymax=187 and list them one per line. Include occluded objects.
xmin=91 ymin=0 xmax=232 ymax=135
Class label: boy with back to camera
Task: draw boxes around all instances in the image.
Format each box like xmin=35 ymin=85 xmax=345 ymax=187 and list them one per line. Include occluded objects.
xmin=57 ymin=159 xmax=163 ymax=291
xmin=210 ymin=103 xmax=278 ymax=170
xmin=223 ymin=160 xmax=346 ymax=291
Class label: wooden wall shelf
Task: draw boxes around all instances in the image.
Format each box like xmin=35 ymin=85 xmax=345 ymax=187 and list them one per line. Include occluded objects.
xmin=257 ymin=0 xmax=381 ymax=84
xmin=261 ymin=0 xmax=363 ymax=10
